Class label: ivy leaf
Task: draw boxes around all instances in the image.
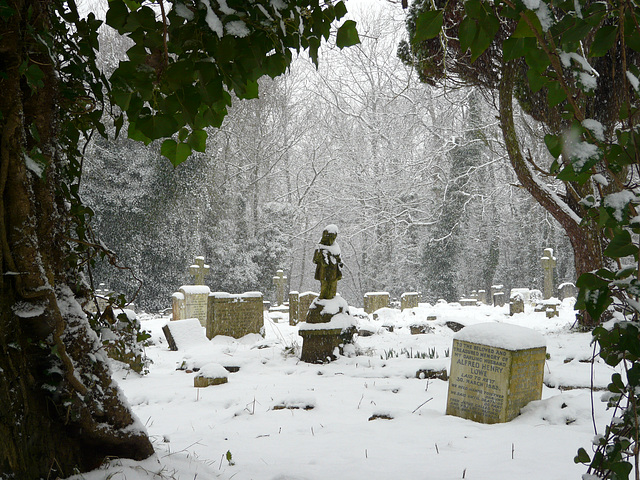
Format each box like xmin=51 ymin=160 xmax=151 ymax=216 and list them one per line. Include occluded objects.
xmin=590 ymin=26 xmax=618 ymax=57
xmin=412 ymin=10 xmax=443 ymax=44
xmin=187 ymin=130 xmax=207 ymax=152
xmin=604 ymin=230 xmax=637 ymax=259
xmin=161 ymin=139 xmax=192 ymax=167
xmin=336 ymin=20 xmax=360 ymax=48
xmin=544 ymin=134 xmax=562 ymax=158
xmin=574 ymin=447 xmax=590 ymax=464
xmin=503 ymin=37 xmax=526 ymax=61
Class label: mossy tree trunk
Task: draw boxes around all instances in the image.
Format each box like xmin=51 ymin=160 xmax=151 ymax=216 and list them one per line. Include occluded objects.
xmin=499 ymin=61 xmax=604 ymax=326
xmin=0 ymin=1 xmax=153 ymax=477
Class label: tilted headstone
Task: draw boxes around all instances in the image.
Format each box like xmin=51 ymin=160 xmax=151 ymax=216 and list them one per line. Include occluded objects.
xmin=558 ymin=282 xmax=577 ymax=299
xmin=400 ymin=292 xmax=420 ymax=311
xmin=364 ymin=292 xmax=390 ymax=314
xmin=206 ymin=292 xmax=264 ymax=339
xmin=272 ymin=269 xmax=288 ymax=306
xmin=540 ymin=248 xmax=557 ymax=299
xmin=446 ymin=323 xmax=546 ymax=424
xmin=162 ymin=318 xmax=210 ymax=351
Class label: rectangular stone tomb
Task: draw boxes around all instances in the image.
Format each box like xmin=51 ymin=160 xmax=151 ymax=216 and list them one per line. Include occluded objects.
xmin=162 ymin=318 xmax=210 ymax=351
xmin=446 ymin=323 xmax=546 ymax=424
xmin=207 ymin=292 xmax=264 ymax=339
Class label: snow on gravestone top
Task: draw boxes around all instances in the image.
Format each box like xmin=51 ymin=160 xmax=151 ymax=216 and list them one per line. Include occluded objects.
xmin=455 ymin=322 xmax=546 ymax=350
xmin=180 ymin=285 xmax=211 ymax=295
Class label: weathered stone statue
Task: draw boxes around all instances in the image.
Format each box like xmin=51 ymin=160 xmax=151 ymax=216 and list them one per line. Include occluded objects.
xmin=299 ymin=224 xmax=354 ymax=363
xmin=313 ymin=225 xmax=343 ymax=300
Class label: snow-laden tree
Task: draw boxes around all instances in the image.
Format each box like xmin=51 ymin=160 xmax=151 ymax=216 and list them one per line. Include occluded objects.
xmin=0 ymin=0 xmax=358 ymax=477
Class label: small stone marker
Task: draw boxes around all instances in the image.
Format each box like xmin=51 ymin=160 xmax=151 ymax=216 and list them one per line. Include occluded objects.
xmin=540 ymin=248 xmax=557 ymax=299
xmin=194 ymin=363 xmax=229 ymax=388
xmin=162 ymin=318 xmax=210 ymax=351
xmin=288 ymin=291 xmax=299 ymax=325
xmin=446 ymin=323 xmax=546 ymax=424
xmin=172 ymin=285 xmax=210 ymax=326
xmin=491 ymin=285 xmax=505 ymax=307
xmin=189 ymin=256 xmax=210 ymax=285
xmin=363 ymin=292 xmax=390 ymax=314
xmin=272 ymin=269 xmax=288 ymax=306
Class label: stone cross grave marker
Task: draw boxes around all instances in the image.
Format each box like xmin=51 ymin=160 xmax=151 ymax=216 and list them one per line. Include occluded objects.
xmin=272 ymin=269 xmax=288 ymax=306
xmin=540 ymin=248 xmax=557 ymax=299
xmin=446 ymin=323 xmax=546 ymax=424
xmin=189 ymin=256 xmax=210 ymax=285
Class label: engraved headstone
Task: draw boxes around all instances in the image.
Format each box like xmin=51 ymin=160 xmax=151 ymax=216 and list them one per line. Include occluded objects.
xmin=206 ymin=292 xmax=264 ymax=339
xmin=364 ymin=292 xmax=390 ymax=314
xmin=172 ymin=285 xmax=210 ymax=326
xmin=446 ymin=323 xmax=546 ymax=424
xmin=541 ymin=248 xmax=557 ymax=300
xmin=491 ymin=284 xmax=505 ymax=307
xmin=477 ymin=289 xmax=487 ymax=304
xmin=273 ymin=269 xmax=288 ymax=306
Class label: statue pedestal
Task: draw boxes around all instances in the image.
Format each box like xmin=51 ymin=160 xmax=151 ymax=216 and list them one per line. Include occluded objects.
xmin=299 ymin=328 xmax=344 ymax=363
xmin=299 ymin=297 xmax=355 ymax=363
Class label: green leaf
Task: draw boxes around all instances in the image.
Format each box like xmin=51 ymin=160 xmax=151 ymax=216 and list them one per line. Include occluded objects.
xmin=525 ymin=46 xmax=551 ymax=73
xmin=334 ymin=1 xmax=347 ymax=20
xmin=161 ymin=139 xmax=192 ymax=167
xmin=527 ymin=68 xmax=546 ymax=93
xmin=544 ymin=134 xmax=562 ymax=158
xmin=187 ymin=130 xmax=207 ymax=152
xmin=512 ymin=12 xmax=542 ymax=38
xmin=547 ymin=82 xmax=567 ymax=107
xmin=336 ymin=20 xmax=360 ymax=48
xmin=590 ymin=26 xmax=618 ymax=57
xmin=574 ymin=447 xmax=590 ymax=464
xmin=136 ymin=114 xmax=179 ymax=140
xmin=503 ymin=37 xmax=526 ymax=61
xmin=412 ymin=10 xmax=443 ymax=44
xmin=105 ymin=0 xmax=129 ymax=32
xmin=459 ymin=16 xmax=477 ymax=55
xmin=604 ymin=230 xmax=637 ymax=258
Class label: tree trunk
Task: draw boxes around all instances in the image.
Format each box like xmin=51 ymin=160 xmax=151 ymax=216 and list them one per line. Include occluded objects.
xmin=0 ymin=2 xmax=153 ymax=477
xmin=499 ymin=61 xmax=604 ymax=325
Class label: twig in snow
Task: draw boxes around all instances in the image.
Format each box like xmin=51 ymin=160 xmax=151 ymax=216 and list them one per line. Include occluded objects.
xmin=412 ymin=397 xmax=433 ymax=413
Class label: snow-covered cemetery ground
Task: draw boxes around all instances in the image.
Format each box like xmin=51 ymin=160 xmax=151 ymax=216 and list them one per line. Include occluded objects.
xmin=68 ymin=300 xmax=618 ymax=480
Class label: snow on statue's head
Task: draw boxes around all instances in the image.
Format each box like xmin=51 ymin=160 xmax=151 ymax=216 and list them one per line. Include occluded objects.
xmin=320 ymin=224 xmax=339 ymax=246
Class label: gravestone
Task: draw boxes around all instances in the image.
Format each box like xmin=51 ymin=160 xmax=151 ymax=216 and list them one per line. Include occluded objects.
xmin=459 ymin=298 xmax=477 ymax=307
xmin=162 ymin=318 xmax=210 ymax=351
xmin=289 ymin=291 xmax=300 ymax=325
xmin=491 ymin=284 xmax=506 ymax=307
xmin=172 ymin=285 xmax=210 ymax=326
xmin=541 ymin=248 xmax=557 ymax=299
xmin=206 ymin=292 xmax=264 ymax=339
xmin=446 ymin=323 xmax=546 ymax=424
xmin=558 ymin=282 xmax=577 ymax=299
xmin=299 ymin=292 xmax=318 ymax=322
xmin=401 ymin=292 xmax=420 ymax=311
xmin=364 ymin=292 xmax=390 ymax=314
xmin=189 ymin=256 xmax=210 ymax=285
xmin=509 ymin=292 xmax=525 ymax=316
xmin=272 ymin=269 xmax=288 ymax=306
xmin=477 ymin=290 xmax=487 ymax=304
